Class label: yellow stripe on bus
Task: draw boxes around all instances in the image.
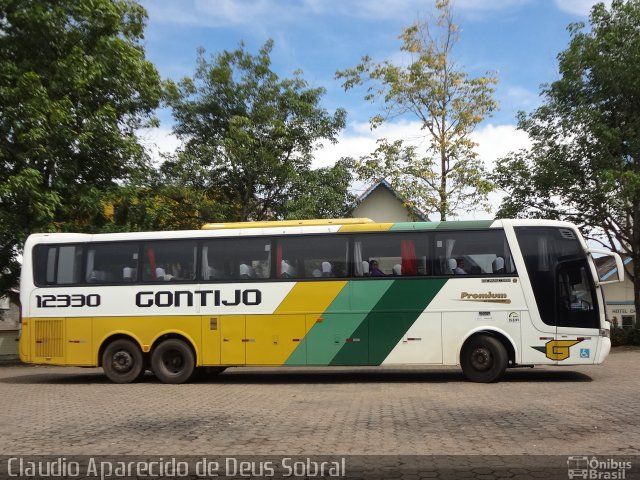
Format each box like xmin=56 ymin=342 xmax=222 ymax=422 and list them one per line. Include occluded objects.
xmin=202 ymin=218 xmax=373 ymax=230
xmin=274 ymin=281 xmax=347 ymax=315
xmin=337 ymin=223 xmax=393 ymax=232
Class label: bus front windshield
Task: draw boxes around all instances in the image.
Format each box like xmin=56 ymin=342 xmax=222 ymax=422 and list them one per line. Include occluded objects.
xmin=515 ymin=227 xmax=600 ymax=329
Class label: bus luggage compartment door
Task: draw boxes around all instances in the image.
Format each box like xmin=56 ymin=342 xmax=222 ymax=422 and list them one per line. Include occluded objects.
xmin=220 ymin=315 xmax=246 ymax=365
xmin=245 ymin=314 xmax=305 ymax=365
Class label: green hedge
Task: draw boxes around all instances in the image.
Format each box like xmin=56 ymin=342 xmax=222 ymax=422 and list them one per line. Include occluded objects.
xmin=611 ymin=328 xmax=640 ymax=346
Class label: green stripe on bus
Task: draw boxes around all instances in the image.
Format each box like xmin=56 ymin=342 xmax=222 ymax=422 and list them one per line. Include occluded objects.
xmin=284 ymin=280 xmax=394 ymax=366
xmin=390 ymin=222 xmax=441 ymax=231
xmin=435 ymin=220 xmax=494 ymax=230
xmin=391 ymin=220 xmax=494 ymax=231
xmin=330 ymin=278 xmax=447 ymax=366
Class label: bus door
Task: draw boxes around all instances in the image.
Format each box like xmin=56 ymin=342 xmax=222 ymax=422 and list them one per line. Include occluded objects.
xmin=514 ymin=226 xmax=600 ymax=365
xmin=554 ymin=258 xmax=600 ymax=365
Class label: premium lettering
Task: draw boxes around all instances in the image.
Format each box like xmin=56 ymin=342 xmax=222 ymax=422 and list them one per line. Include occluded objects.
xmin=461 ymin=291 xmax=507 ymax=300
xmin=460 ymin=291 xmax=511 ymax=304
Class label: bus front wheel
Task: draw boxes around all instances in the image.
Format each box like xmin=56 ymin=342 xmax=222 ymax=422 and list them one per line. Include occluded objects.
xmin=460 ymin=335 xmax=507 ymax=383
xmin=102 ymin=339 xmax=144 ymax=384
xmin=151 ymin=339 xmax=195 ymax=384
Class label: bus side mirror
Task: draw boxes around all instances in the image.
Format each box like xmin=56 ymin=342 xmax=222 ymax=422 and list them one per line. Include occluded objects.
xmin=589 ymin=248 xmax=625 ymax=284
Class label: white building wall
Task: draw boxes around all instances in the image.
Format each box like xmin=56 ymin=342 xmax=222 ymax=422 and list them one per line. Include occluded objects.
xmin=352 ymin=187 xmax=414 ymax=223
xmin=601 ymin=270 xmax=636 ymax=328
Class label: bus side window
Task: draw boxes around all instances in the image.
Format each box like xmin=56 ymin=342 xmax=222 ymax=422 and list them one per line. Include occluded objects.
xmin=201 ymin=238 xmax=271 ymax=281
xmin=277 ymin=236 xmax=347 ymax=279
xmin=354 ymin=233 xmax=428 ymax=277
xmin=142 ymin=241 xmax=196 ymax=282
xmin=33 ymin=244 xmax=83 ymax=286
xmin=86 ymin=243 xmax=139 ymax=284
xmin=434 ymin=231 xmax=515 ymax=276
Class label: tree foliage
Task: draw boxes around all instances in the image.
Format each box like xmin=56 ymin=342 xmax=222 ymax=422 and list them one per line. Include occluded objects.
xmin=493 ymin=0 xmax=640 ymax=314
xmin=336 ymin=0 xmax=497 ymax=220
xmin=165 ymin=40 xmax=349 ymax=222
xmin=0 ymin=0 xmax=162 ymax=292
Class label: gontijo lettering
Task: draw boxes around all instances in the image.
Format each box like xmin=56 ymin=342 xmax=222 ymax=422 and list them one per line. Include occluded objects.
xmin=135 ymin=289 xmax=262 ymax=308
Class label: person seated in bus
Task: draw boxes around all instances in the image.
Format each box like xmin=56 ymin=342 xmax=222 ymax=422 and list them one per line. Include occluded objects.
xmin=239 ymin=263 xmax=251 ymax=279
xmin=492 ymin=256 xmax=506 ymax=274
xmin=204 ymin=265 xmax=221 ymax=279
xmin=281 ymin=260 xmax=296 ymax=278
xmin=361 ymin=261 xmax=370 ymax=276
xmin=369 ymin=260 xmax=386 ymax=277
xmin=122 ymin=266 xmax=136 ymax=282
xmin=392 ymin=264 xmax=402 ymax=276
xmin=155 ymin=267 xmax=166 ymax=280
xmin=312 ymin=268 xmax=322 ymax=277
xmin=87 ymin=270 xmax=108 ymax=283
xmin=448 ymin=258 xmax=467 ymax=275
xmin=322 ymin=261 xmax=334 ymax=277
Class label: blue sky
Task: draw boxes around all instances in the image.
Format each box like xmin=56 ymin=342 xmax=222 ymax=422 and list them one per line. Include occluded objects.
xmin=137 ymin=0 xmax=605 ymax=217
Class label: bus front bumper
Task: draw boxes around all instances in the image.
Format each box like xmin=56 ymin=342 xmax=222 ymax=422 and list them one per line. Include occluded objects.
xmin=597 ymin=337 xmax=611 ymax=364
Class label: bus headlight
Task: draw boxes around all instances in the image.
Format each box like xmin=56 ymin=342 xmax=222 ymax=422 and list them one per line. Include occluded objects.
xmin=600 ymin=328 xmax=610 ymax=338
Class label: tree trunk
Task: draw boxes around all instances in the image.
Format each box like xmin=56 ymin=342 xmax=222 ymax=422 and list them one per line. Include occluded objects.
xmin=439 ymin=147 xmax=447 ymax=221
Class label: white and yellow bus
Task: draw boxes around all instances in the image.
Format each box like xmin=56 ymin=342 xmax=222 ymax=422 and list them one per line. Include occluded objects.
xmin=18 ymin=218 xmax=623 ymax=383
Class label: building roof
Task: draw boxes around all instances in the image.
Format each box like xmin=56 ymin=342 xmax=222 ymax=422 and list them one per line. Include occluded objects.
xmin=595 ymin=255 xmax=632 ymax=281
xmin=352 ymin=179 xmax=429 ymax=221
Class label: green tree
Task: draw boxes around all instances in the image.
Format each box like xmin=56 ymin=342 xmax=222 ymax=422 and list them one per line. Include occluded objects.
xmin=0 ymin=0 xmax=162 ymax=293
xmin=336 ymin=0 xmax=497 ymax=220
xmin=493 ymin=0 xmax=640 ymax=317
xmin=283 ymin=159 xmax=355 ymax=220
xmin=165 ymin=40 xmax=348 ymax=222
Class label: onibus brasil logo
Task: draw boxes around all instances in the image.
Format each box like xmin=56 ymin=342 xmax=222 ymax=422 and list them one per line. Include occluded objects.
xmin=567 ymin=456 xmax=632 ymax=479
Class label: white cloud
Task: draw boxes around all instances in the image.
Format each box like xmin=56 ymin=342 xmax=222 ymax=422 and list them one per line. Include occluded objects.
xmin=138 ymin=121 xmax=533 ymax=220
xmin=471 ymin=123 xmax=531 ymax=169
xmin=504 ymin=85 xmax=541 ymax=111
xmin=314 ymin=120 xmax=532 ymax=219
xmin=315 ymin=120 xmax=530 ymax=169
xmin=553 ymin=0 xmax=611 ymax=16
xmin=137 ymin=127 xmax=180 ymax=166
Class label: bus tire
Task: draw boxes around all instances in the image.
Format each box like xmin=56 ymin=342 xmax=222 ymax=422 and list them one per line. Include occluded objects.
xmin=151 ymin=339 xmax=195 ymax=384
xmin=460 ymin=335 xmax=508 ymax=383
xmin=102 ymin=339 xmax=144 ymax=384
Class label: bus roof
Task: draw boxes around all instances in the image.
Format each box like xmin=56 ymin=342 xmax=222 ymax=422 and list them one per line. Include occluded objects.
xmin=24 ymin=219 xmax=582 ymax=245
xmin=201 ymin=218 xmax=374 ymax=230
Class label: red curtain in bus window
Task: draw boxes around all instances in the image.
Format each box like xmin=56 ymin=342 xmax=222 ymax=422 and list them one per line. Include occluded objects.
xmin=147 ymin=247 xmax=157 ymax=279
xmin=276 ymin=242 xmax=282 ymax=278
xmin=401 ymin=240 xmax=418 ymax=276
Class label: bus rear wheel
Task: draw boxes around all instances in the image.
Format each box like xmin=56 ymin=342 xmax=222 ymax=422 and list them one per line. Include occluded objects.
xmin=102 ymin=339 xmax=144 ymax=384
xmin=460 ymin=335 xmax=507 ymax=383
xmin=151 ymin=339 xmax=195 ymax=384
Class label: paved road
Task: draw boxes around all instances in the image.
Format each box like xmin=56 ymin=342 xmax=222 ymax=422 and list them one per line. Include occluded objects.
xmin=0 ymin=348 xmax=638 ymax=456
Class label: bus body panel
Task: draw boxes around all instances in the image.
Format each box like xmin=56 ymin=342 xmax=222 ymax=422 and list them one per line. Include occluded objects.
xmin=381 ymin=312 xmax=442 ymax=364
xmin=19 ymin=219 xmax=618 ymax=380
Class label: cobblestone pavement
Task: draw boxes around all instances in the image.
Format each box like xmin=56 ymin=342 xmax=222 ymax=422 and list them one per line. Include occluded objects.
xmin=0 ymin=348 xmax=638 ymax=457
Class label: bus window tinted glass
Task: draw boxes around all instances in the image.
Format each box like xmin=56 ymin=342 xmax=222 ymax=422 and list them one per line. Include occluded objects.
xmin=515 ymin=226 xmax=598 ymax=328
xmin=354 ymin=233 xmax=428 ymax=277
xmin=201 ymin=238 xmax=271 ymax=281
xmin=33 ymin=245 xmax=83 ymax=285
xmin=434 ymin=230 xmax=515 ymax=276
xmin=86 ymin=243 xmax=139 ymax=283
xmin=277 ymin=236 xmax=347 ymax=279
xmin=143 ymin=241 xmax=197 ymax=282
